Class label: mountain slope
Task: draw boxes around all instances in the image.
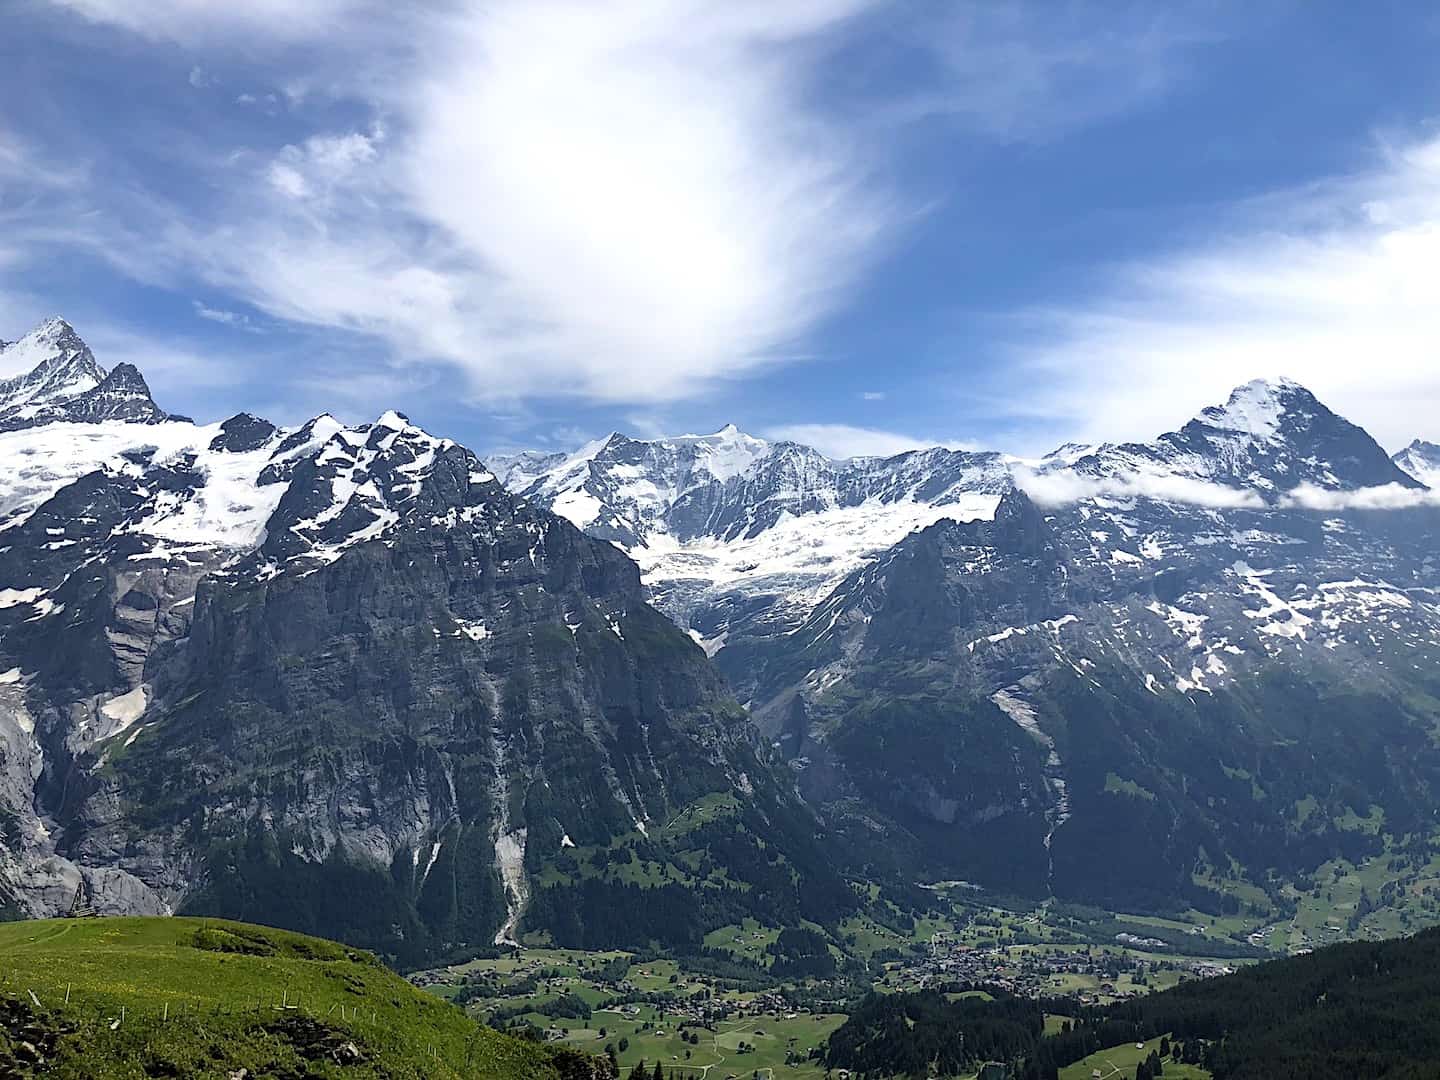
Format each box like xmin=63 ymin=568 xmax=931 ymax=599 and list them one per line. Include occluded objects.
xmin=0 ymin=319 xmax=850 ymax=964
xmin=0 ymin=916 xmax=603 ymax=1079
xmin=496 ymin=427 xmax=1012 ymax=656
xmin=499 ymin=380 xmax=1440 ymax=912
xmin=730 ymin=420 xmax=1440 ymax=908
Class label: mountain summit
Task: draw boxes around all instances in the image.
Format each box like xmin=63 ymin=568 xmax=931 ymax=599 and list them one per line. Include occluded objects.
xmin=0 ymin=317 xmax=105 ymax=414
xmin=0 ymin=317 xmax=172 ymax=430
xmin=1394 ymin=438 xmax=1440 ymax=489
xmin=1057 ymin=376 xmax=1421 ymax=496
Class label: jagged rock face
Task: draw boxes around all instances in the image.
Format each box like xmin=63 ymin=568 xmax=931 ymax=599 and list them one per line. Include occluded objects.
xmin=0 ymin=320 xmax=845 ymax=962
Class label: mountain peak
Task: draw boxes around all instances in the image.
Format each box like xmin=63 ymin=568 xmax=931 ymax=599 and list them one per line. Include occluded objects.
xmin=1190 ymin=376 xmax=1317 ymax=442
xmin=0 ymin=317 xmax=107 ymax=420
xmin=1393 ymin=438 xmax=1440 ymax=489
xmin=1169 ymin=376 xmax=1421 ymax=492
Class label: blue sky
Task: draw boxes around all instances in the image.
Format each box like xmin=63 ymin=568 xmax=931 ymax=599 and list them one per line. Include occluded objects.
xmin=3 ymin=1 xmax=1440 ymax=458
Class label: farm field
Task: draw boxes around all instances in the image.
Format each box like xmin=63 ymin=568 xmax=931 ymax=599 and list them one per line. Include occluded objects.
xmin=1058 ymin=1035 xmax=1211 ymax=1080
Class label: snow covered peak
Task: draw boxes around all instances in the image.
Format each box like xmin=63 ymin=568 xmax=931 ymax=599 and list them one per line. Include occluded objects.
xmin=1393 ymin=439 xmax=1440 ymax=489
xmin=373 ymin=409 xmax=412 ymax=432
xmin=670 ymin=424 xmax=769 ymax=481
xmin=253 ymin=413 xmax=501 ymax=570
xmin=1189 ymin=376 xmax=1314 ymax=442
xmin=0 ymin=318 xmax=182 ymax=432
xmin=1050 ymin=377 xmax=1418 ymax=498
xmin=0 ymin=317 xmax=106 ymax=419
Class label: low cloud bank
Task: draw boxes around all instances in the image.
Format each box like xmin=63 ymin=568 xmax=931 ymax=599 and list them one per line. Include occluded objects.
xmin=1016 ymin=470 xmax=1439 ymax=512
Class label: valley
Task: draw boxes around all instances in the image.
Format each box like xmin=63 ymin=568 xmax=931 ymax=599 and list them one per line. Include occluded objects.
xmin=408 ymin=831 xmax=1440 ymax=1076
xmin=3 ymin=318 xmax=1440 ymax=1077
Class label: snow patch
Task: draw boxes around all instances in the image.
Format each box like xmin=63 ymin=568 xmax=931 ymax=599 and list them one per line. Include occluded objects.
xmin=100 ymin=684 xmax=148 ymax=737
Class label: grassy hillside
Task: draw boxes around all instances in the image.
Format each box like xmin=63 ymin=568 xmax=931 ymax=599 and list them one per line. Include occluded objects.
xmin=0 ymin=916 xmax=605 ymax=1078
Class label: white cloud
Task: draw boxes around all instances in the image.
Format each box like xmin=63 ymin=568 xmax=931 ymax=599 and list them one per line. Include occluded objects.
xmin=31 ymin=0 xmax=892 ymax=406
xmin=860 ymin=390 xmax=887 ymax=401
xmin=1279 ymin=482 xmax=1440 ymax=511
xmin=767 ymin=422 xmax=973 ymax=459
xmin=22 ymin=0 xmax=1222 ymax=417
xmin=1013 ymin=466 xmax=1265 ymax=510
xmin=391 ymin=1 xmax=887 ymax=401
xmin=264 ymin=163 xmax=309 ymax=200
xmin=996 ymin=133 xmax=1440 ymax=452
xmin=49 ymin=0 xmax=366 ymax=42
xmin=193 ymin=302 xmax=260 ymax=331
xmin=894 ymin=3 xmax=1222 ymax=141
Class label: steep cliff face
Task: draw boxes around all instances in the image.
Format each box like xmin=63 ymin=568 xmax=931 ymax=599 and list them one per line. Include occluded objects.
xmin=0 ymin=321 xmax=848 ymax=962
xmin=732 ymin=478 xmax=1440 ymax=910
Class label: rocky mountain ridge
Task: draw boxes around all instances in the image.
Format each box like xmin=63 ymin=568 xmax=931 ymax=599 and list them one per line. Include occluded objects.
xmin=7 ymin=315 xmax=1440 ymax=941
xmin=496 ymin=378 xmax=1440 ymax=911
xmin=0 ymin=319 xmax=848 ymax=962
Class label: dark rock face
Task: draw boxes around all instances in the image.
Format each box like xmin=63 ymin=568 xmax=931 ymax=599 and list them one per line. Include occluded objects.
xmin=0 ymin=321 xmax=849 ymax=963
xmin=209 ymin=413 xmax=279 ymax=453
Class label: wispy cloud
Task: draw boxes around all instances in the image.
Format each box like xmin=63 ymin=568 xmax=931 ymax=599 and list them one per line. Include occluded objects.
xmin=994 ymin=133 xmax=1440 ymax=452
xmin=28 ymin=0 xmax=891 ymax=406
xmin=48 ymin=0 xmax=367 ymax=43
xmin=1280 ymin=482 xmax=1440 ymax=511
xmin=15 ymin=0 xmax=1226 ymax=424
xmin=193 ymin=302 xmax=260 ymax=332
xmin=885 ymin=2 xmax=1224 ymax=142
xmin=1013 ymin=466 xmax=1265 ymax=510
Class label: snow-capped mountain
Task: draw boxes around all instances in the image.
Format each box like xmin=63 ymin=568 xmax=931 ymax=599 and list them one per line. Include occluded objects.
xmin=0 ymin=319 xmax=844 ymax=960
xmin=494 ymin=427 xmax=1013 ymax=649
xmin=496 ymin=376 xmax=1430 ymax=658
xmin=497 ymin=379 xmax=1440 ymax=910
xmin=0 ymin=317 xmax=104 ymax=413
xmin=1044 ymin=377 xmax=1422 ymax=497
xmin=1394 ymin=439 xmax=1440 ymax=489
xmin=0 ymin=317 xmax=175 ymax=431
xmin=8 ymin=314 xmax=1440 ymax=939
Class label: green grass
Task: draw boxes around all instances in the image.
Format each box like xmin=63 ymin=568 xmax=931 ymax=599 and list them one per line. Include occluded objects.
xmin=571 ymin=1008 xmax=844 ymax=1079
xmin=0 ymin=917 xmax=582 ymax=1079
xmin=702 ymin=918 xmax=780 ymax=963
xmin=1058 ymin=1035 xmax=1211 ymax=1080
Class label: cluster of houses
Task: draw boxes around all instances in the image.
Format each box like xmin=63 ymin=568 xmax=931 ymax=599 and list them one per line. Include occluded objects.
xmin=887 ymin=935 xmax=1234 ymax=1003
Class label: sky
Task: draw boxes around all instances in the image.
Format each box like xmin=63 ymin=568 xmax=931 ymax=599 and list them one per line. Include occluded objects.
xmin=3 ymin=0 xmax=1440 ymax=460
